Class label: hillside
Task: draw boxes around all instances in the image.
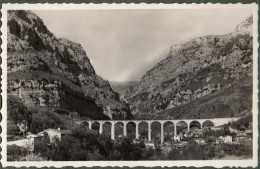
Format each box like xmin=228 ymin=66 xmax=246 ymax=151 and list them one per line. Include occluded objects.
xmin=7 ymin=10 xmax=133 ymax=121
xmin=109 ymin=81 xmax=139 ymax=99
xmin=126 ymin=16 xmax=253 ymax=120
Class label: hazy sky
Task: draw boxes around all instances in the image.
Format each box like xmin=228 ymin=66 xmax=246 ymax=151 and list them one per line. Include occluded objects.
xmin=34 ymin=9 xmax=252 ymax=82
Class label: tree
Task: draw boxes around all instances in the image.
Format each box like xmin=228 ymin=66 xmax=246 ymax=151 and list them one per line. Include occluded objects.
xmin=224 ymin=125 xmax=230 ymax=136
xmin=182 ymin=142 xmax=206 ymax=160
xmin=7 ymin=96 xmax=32 ymax=134
xmin=112 ymin=137 xmax=143 ymax=161
xmin=7 ymin=96 xmax=30 ymax=124
xmin=30 ymin=110 xmax=63 ymax=133
xmin=96 ymin=133 xmax=113 ymax=159
xmin=7 ymin=120 xmax=19 ymax=135
xmin=214 ymin=145 xmax=225 ymax=159
xmin=142 ymin=147 xmax=156 ymax=160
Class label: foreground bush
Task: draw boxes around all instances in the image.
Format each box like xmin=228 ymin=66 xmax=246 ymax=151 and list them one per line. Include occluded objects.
xmin=7 ymin=145 xmax=28 ymax=161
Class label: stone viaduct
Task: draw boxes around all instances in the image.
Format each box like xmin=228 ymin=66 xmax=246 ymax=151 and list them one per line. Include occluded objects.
xmin=83 ymin=117 xmax=240 ymax=143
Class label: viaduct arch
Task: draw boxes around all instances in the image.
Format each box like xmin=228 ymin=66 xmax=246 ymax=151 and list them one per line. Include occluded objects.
xmin=84 ymin=117 xmax=239 ymax=143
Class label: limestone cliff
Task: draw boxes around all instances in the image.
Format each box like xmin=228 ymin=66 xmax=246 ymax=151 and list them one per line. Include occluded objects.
xmin=127 ymin=16 xmax=253 ymax=120
xmin=7 ymin=10 xmax=133 ymax=120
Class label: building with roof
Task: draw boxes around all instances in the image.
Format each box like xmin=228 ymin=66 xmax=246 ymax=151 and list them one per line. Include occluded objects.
xmin=216 ymin=136 xmax=224 ymax=144
xmin=236 ymin=132 xmax=249 ymax=140
xmin=38 ymin=128 xmax=72 ymax=143
xmin=195 ymin=138 xmax=206 ymax=145
xmin=224 ymin=135 xmax=233 ymax=143
xmin=144 ymin=140 xmax=155 ymax=149
xmin=7 ymin=133 xmax=44 ymax=151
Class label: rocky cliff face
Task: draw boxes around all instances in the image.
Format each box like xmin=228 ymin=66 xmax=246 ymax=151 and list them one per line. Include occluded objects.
xmin=109 ymin=81 xmax=139 ymax=101
xmin=127 ymin=16 xmax=253 ymax=120
xmin=7 ymin=10 xmax=133 ymax=120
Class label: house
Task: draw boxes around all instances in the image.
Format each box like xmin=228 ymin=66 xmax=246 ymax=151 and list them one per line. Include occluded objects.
xmin=195 ymin=138 xmax=206 ymax=145
xmin=7 ymin=133 xmax=44 ymax=152
xmin=236 ymin=132 xmax=248 ymax=140
xmin=144 ymin=140 xmax=155 ymax=149
xmin=177 ymin=141 xmax=188 ymax=149
xmin=245 ymin=130 xmax=253 ymax=139
xmin=133 ymin=139 xmax=141 ymax=144
xmin=245 ymin=129 xmax=253 ymax=134
xmin=216 ymin=136 xmax=224 ymax=144
xmin=38 ymin=128 xmax=72 ymax=143
xmin=229 ymin=127 xmax=237 ymax=133
xmin=163 ymin=142 xmax=171 ymax=147
xmin=216 ymin=135 xmax=233 ymax=144
xmin=173 ymin=135 xmax=181 ymax=142
xmin=211 ymin=126 xmax=223 ymax=131
xmin=224 ymin=135 xmax=232 ymax=143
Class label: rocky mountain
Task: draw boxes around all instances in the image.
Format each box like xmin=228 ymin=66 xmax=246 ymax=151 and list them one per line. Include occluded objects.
xmin=110 ymin=81 xmax=139 ymax=97
xmin=126 ymin=16 xmax=253 ymax=120
xmin=7 ymin=10 xmax=133 ymax=120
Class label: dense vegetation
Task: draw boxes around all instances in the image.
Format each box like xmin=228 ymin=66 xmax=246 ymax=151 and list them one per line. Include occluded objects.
xmin=167 ymin=140 xmax=252 ymax=160
xmin=7 ymin=95 xmax=66 ymax=136
xmin=7 ymin=145 xmax=47 ymax=161
xmin=7 ymin=125 xmax=252 ymax=161
xmin=230 ymin=112 xmax=252 ymax=131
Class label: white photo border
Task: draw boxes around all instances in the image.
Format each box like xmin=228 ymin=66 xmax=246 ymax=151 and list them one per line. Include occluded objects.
xmin=1 ymin=3 xmax=259 ymax=168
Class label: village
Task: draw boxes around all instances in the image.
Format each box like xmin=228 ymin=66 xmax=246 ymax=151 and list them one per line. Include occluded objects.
xmin=7 ymin=120 xmax=252 ymax=157
xmin=135 ymin=125 xmax=252 ymax=152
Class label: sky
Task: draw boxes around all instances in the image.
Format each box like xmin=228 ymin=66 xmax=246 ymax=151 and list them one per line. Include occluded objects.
xmin=33 ymin=9 xmax=252 ymax=82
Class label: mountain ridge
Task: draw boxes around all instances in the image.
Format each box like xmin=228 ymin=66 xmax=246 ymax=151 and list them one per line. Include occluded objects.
xmin=125 ymin=15 xmax=253 ymax=120
xmin=7 ymin=10 xmax=133 ymax=121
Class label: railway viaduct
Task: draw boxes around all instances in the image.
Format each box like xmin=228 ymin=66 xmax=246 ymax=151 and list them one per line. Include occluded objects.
xmin=83 ymin=117 xmax=240 ymax=143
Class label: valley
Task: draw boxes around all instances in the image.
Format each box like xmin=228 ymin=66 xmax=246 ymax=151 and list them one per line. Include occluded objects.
xmin=6 ymin=10 xmax=254 ymax=162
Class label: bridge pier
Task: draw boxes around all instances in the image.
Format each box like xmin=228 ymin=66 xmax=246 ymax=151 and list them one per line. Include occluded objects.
xmin=161 ymin=123 xmax=164 ymax=144
xmin=111 ymin=121 xmax=115 ymax=140
xmin=135 ymin=122 xmax=139 ymax=139
xmin=123 ymin=122 xmax=127 ymax=137
xmin=89 ymin=122 xmax=92 ymax=130
xmin=148 ymin=122 xmax=151 ymax=141
xmin=174 ymin=123 xmax=177 ymax=136
xmin=99 ymin=122 xmax=103 ymax=134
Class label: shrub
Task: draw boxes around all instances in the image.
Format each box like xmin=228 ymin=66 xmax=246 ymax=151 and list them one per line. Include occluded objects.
xmin=18 ymin=153 xmax=48 ymax=161
xmin=167 ymin=148 xmax=183 ymax=160
xmin=7 ymin=145 xmax=29 ymax=161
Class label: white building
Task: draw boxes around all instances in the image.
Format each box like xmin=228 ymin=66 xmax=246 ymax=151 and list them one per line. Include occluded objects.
xmin=211 ymin=126 xmax=223 ymax=131
xmin=38 ymin=128 xmax=72 ymax=143
xmin=7 ymin=133 xmax=43 ymax=151
xmin=216 ymin=136 xmax=224 ymax=144
xmin=216 ymin=135 xmax=233 ymax=144
xmin=224 ymin=135 xmax=232 ymax=143
xmin=195 ymin=138 xmax=206 ymax=145
xmin=144 ymin=140 xmax=155 ymax=149
xmin=173 ymin=136 xmax=181 ymax=142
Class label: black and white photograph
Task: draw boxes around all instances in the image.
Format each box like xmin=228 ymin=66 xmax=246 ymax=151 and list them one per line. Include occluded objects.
xmin=1 ymin=3 xmax=258 ymax=168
